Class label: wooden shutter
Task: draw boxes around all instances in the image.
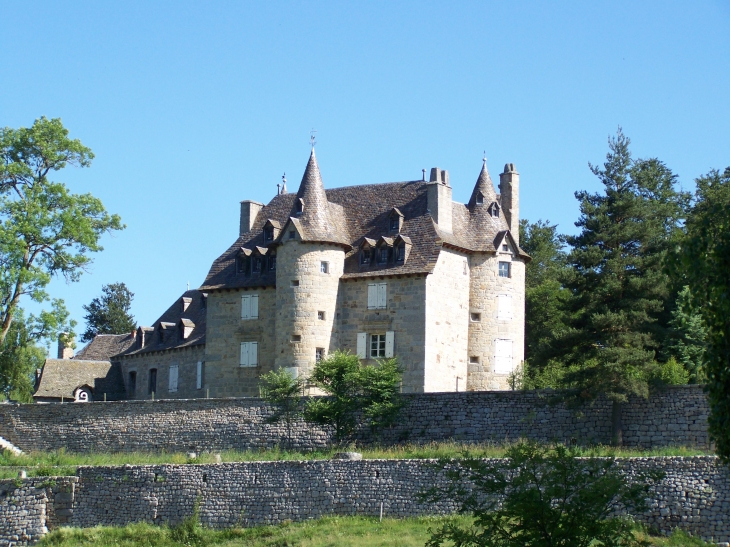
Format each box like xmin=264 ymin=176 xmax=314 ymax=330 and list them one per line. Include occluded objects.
xmin=385 ymin=331 xmax=394 ymax=357
xmin=240 ymin=342 xmax=249 ymax=366
xmin=494 ymin=339 xmax=513 ymax=374
xmin=241 ymin=295 xmax=250 ymax=319
xmin=356 ymin=333 xmax=367 ymax=358
xmin=377 ymin=283 xmax=387 ymax=309
xmin=249 ymin=342 xmax=258 ymax=366
xmin=367 ymin=284 xmax=377 ymax=309
xmin=196 ymin=362 xmax=203 ymax=389
xmin=497 ymin=295 xmax=513 ymax=320
xmin=251 ymin=294 xmax=259 ymax=319
xmin=168 ymin=364 xmax=179 ymax=392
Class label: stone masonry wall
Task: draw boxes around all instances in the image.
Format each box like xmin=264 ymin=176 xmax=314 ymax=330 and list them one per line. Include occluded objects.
xmin=2 ymin=459 xmax=728 ymax=545
xmin=120 ymin=345 xmax=206 ymax=400
xmin=0 ymin=385 xmax=709 ymax=454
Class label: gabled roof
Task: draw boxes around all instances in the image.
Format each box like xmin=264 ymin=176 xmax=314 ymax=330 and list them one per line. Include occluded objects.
xmin=33 ymin=359 xmax=126 ymax=401
xmin=74 ymin=334 xmax=135 ymax=361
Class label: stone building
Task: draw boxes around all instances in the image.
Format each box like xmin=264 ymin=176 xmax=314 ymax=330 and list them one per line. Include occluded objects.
xmin=34 ymin=149 xmax=528 ymax=401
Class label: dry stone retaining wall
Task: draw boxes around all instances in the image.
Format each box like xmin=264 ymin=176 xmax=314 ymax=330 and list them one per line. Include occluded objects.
xmin=0 ymin=386 xmax=709 ymax=454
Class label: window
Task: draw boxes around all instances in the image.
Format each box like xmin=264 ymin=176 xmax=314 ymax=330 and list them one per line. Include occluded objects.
xmin=389 ymin=216 xmax=399 ymax=232
xmin=356 ymin=331 xmax=394 ymax=359
xmin=499 ymin=261 xmax=511 ymax=278
xmin=320 ymin=261 xmax=329 ymax=274
xmin=196 ymin=362 xmax=203 ymax=390
xmin=490 ymin=203 xmax=500 ymax=218
xmin=289 ymin=230 xmax=295 ymax=239
xmin=360 ymin=249 xmax=372 ymax=265
xmin=295 ymin=199 xmax=303 ymax=214
xmin=469 ymin=356 xmax=480 ymax=365
xmin=378 ymin=247 xmax=389 ymax=264
xmin=264 ymin=227 xmax=274 ymax=241
xmin=237 ymin=256 xmax=249 ymax=275
xmin=367 ymin=282 xmax=387 ymax=309
xmin=291 ymin=279 xmax=299 ymax=287
xmin=239 ymin=342 xmax=259 ymax=367
xmin=241 ymin=294 xmax=259 ymax=320
xmin=470 ymin=312 xmax=481 ymax=322
xmin=268 ymin=254 xmax=276 ymax=271
xmin=291 ymin=334 xmax=301 ymax=342
xmin=128 ymin=371 xmax=137 ymax=397
xmin=317 ymin=311 xmax=325 ymax=321
xmin=502 ymin=244 xmax=509 ymax=252
xmin=494 ymin=339 xmax=513 ymax=374
xmin=252 ymin=257 xmax=262 ymax=274
xmin=476 ymin=193 xmax=484 ymax=205
xmin=316 ymin=348 xmax=325 ymax=362
xmin=497 ymin=294 xmax=513 ymax=320
xmin=396 ymin=245 xmax=405 ymax=262
xmin=168 ymin=364 xmax=179 ymax=393
xmin=148 ymin=368 xmax=157 ymax=395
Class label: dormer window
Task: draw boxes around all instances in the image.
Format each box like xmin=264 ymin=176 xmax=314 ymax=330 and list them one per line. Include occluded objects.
xmin=268 ymin=254 xmax=276 ymax=271
xmin=489 ymin=202 xmax=500 ymax=218
xmin=361 ymin=248 xmax=372 ymax=265
xmin=378 ymin=247 xmax=389 ymax=264
xmin=396 ymin=245 xmax=405 ymax=262
xmin=388 ymin=208 xmax=404 ymax=233
xmin=252 ymin=256 xmax=262 ymax=274
xmin=264 ymin=227 xmax=274 ymax=241
xmin=295 ymin=199 xmax=304 ymax=215
xmin=237 ymin=256 xmax=250 ymax=275
xmin=476 ymin=192 xmax=484 ymax=205
xmin=389 ymin=216 xmax=399 ymax=232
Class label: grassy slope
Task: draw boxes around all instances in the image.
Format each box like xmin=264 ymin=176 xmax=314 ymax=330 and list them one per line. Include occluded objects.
xmin=38 ymin=517 xmax=713 ymax=547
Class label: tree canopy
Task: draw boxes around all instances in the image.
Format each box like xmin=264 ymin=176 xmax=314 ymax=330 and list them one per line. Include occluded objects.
xmin=81 ymin=282 xmax=136 ymax=342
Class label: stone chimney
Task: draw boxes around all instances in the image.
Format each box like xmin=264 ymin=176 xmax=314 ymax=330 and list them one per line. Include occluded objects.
xmin=239 ymin=200 xmax=264 ymax=236
xmin=427 ymin=167 xmax=453 ymax=233
xmin=499 ymin=163 xmax=520 ymax=245
xmin=57 ymin=333 xmax=74 ymax=359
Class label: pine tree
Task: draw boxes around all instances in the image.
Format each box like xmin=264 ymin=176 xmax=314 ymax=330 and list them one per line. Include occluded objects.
xmin=81 ymin=283 xmax=136 ymax=342
xmin=557 ymin=129 xmax=689 ymax=445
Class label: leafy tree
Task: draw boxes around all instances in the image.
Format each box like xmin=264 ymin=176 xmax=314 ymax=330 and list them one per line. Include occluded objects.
xmin=556 ymin=129 xmax=690 ymax=445
xmin=0 ymin=117 xmax=124 ymax=346
xmin=677 ymin=167 xmax=730 ymax=463
xmin=664 ymin=286 xmax=707 ymax=383
xmin=81 ymin=282 xmax=136 ymax=342
xmin=0 ymin=303 xmax=74 ymax=401
xmin=303 ymin=351 xmax=403 ymax=444
xmin=259 ymin=368 xmax=305 ymax=449
xmin=519 ymin=219 xmax=569 ymax=373
xmin=423 ymin=441 xmax=663 ymax=547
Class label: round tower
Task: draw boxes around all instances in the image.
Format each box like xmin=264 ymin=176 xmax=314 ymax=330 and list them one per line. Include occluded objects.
xmin=274 ymin=149 xmax=347 ymax=380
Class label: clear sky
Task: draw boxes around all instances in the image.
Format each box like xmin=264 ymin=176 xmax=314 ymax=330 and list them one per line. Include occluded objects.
xmin=2 ymin=1 xmax=729 ymax=349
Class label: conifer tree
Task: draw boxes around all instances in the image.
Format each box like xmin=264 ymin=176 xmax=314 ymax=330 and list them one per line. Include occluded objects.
xmin=81 ymin=282 xmax=136 ymax=342
xmin=557 ymin=129 xmax=689 ymax=445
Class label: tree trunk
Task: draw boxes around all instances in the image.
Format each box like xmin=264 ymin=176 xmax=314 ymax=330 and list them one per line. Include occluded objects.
xmin=611 ymin=400 xmax=623 ymax=447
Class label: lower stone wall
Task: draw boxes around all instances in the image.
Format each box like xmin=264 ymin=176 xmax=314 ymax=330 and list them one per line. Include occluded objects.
xmin=0 ymin=385 xmax=709 ymax=453
xmin=1 ymin=458 xmax=728 ymax=545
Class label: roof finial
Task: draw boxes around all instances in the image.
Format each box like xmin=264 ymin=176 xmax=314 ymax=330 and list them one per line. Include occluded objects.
xmin=483 ymin=151 xmax=487 ymax=166
xmin=281 ymin=172 xmax=287 ymax=194
xmin=310 ymin=128 xmax=317 ymax=149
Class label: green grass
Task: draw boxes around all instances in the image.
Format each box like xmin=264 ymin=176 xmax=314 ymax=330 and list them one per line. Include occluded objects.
xmin=0 ymin=442 xmax=712 ymax=478
xmin=37 ymin=516 xmax=714 ymax=547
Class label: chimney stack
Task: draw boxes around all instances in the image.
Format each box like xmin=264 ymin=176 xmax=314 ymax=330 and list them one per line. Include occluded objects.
xmin=239 ymin=200 xmax=264 ymax=236
xmin=57 ymin=333 xmax=74 ymax=360
xmin=499 ymin=163 xmax=520 ymax=245
xmin=427 ymin=167 xmax=453 ymax=233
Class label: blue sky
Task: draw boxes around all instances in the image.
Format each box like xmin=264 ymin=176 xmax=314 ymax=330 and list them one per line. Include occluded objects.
xmin=2 ymin=1 xmax=729 ymax=348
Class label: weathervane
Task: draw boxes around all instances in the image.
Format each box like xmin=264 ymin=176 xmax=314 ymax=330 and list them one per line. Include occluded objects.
xmin=483 ymin=150 xmax=487 ymax=166
xmin=281 ymin=172 xmax=287 ymax=194
xmin=310 ymin=128 xmax=317 ymax=149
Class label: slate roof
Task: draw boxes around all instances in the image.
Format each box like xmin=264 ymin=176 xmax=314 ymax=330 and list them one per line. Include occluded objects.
xmin=74 ymin=334 xmax=135 ymax=361
xmin=33 ymin=359 xmax=126 ymax=401
xmin=200 ymin=159 xmax=529 ymax=291
xmin=119 ymin=289 xmax=207 ymax=357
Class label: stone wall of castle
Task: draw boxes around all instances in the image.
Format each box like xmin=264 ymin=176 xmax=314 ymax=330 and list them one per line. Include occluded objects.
xmin=0 ymin=386 xmax=709 ymax=454
xmin=120 ymin=345 xmax=207 ymax=400
xmin=2 ymin=458 xmax=728 ymax=544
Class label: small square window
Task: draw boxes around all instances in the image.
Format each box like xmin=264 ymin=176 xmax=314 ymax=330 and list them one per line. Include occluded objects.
xmin=370 ymin=334 xmax=386 ymax=358
xmin=291 ymin=334 xmax=301 ymax=342
xmin=317 ymin=311 xmax=325 ymax=321
xmin=470 ymin=312 xmax=481 ymax=322
xmin=361 ymin=249 xmax=372 ymax=265
xmin=315 ymin=348 xmax=325 ymax=362
xmin=499 ymin=262 xmax=511 ymax=278
xmin=289 ymin=231 xmax=295 ymax=239
xmin=502 ymin=244 xmax=509 ymax=251
xmin=291 ymin=280 xmax=299 ymax=287
xmin=469 ymin=356 xmax=480 ymax=364
xmin=320 ymin=261 xmax=329 ymax=274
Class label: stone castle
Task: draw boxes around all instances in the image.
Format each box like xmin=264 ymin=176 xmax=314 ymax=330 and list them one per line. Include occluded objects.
xmin=34 ymin=149 xmax=528 ymax=402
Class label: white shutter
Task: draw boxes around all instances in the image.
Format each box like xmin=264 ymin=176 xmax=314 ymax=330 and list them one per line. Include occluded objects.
xmin=497 ymin=295 xmax=513 ymax=320
xmin=385 ymin=331 xmax=394 ymax=358
xmin=367 ymin=284 xmax=377 ymax=309
xmin=377 ymin=283 xmax=387 ymax=309
xmin=356 ymin=333 xmax=367 ymax=358
xmin=168 ymin=364 xmax=179 ymax=392
xmin=494 ymin=339 xmax=513 ymax=374
xmin=241 ymin=295 xmax=250 ymax=319
xmin=196 ymin=362 xmax=203 ymax=389
xmin=240 ymin=342 xmax=249 ymax=366
xmin=249 ymin=342 xmax=258 ymax=366
xmin=251 ymin=294 xmax=259 ymax=319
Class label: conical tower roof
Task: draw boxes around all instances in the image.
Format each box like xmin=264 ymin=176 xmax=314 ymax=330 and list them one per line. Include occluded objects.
xmin=468 ymin=159 xmax=498 ymax=209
